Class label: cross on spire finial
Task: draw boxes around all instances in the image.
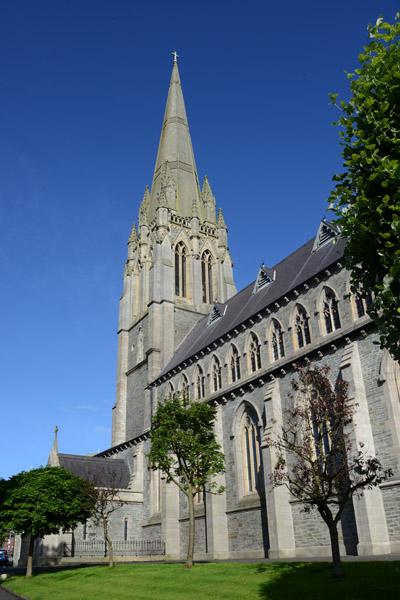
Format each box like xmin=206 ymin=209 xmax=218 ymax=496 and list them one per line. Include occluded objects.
xmin=172 ymin=50 xmax=179 ymax=63
xmin=54 ymin=425 xmax=58 ymax=439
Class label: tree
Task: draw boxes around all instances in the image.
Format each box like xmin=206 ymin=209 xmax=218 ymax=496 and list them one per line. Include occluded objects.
xmin=328 ymin=15 xmax=400 ymax=361
xmin=266 ymin=362 xmax=392 ymax=579
xmin=148 ymin=395 xmax=225 ymax=569
xmin=82 ymin=472 xmax=124 ymax=569
xmin=0 ymin=467 xmax=94 ymax=578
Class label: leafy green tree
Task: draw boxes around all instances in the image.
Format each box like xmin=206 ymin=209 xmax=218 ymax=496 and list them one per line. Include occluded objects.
xmin=148 ymin=395 xmax=225 ymax=569
xmin=266 ymin=362 xmax=392 ymax=579
xmin=0 ymin=467 xmax=94 ymax=578
xmin=328 ymin=15 xmax=400 ymax=361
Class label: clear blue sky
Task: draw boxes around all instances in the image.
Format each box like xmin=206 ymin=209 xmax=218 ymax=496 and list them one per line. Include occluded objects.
xmin=1 ymin=0 xmax=398 ymax=480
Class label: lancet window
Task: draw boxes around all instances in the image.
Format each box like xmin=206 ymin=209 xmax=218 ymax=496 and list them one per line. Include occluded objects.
xmin=322 ymin=287 xmax=341 ymax=334
xmin=229 ymin=345 xmax=241 ymax=383
xmin=201 ymin=250 xmax=213 ymax=304
xmin=271 ymin=319 xmax=285 ymax=361
xmin=211 ymin=356 xmax=222 ymax=392
xmin=248 ymin=333 xmax=262 ymax=372
xmin=294 ymin=304 xmax=311 ymax=349
xmin=166 ymin=382 xmax=174 ymax=399
xmin=241 ymin=407 xmax=264 ymax=494
xmin=195 ymin=365 xmax=205 ymax=400
xmin=175 ymin=242 xmax=187 ymax=297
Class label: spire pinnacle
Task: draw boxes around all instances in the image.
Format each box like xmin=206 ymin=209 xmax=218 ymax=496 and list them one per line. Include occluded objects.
xmin=217 ymin=207 xmax=227 ymax=229
xmin=147 ymin=60 xmax=201 ymax=222
xmin=128 ymin=221 xmax=138 ymax=243
xmin=171 ymin=50 xmax=179 ymax=63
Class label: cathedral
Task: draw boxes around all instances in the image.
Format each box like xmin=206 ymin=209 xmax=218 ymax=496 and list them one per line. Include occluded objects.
xmin=39 ymin=56 xmax=400 ymax=564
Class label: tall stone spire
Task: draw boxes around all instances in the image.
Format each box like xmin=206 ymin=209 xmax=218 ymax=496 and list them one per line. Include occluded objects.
xmin=147 ymin=58 xmax=201 ymax=223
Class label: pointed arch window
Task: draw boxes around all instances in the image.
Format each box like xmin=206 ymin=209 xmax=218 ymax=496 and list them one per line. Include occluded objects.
xmin=195 ymin=365 xmax=205 ymax=400
xmin=294 ymin=304 xmax=311 ymax=349
xmin=353 ymin=284 xmax=373 ymax=319
xmin=175 ymin=242 xmax=187 ymax=297
xmin=229 ymin=345 xmax=241 ymax=383
xmin=211 ymin=356 xmax=222 ymax=392
xmin=178 ymin=374 xmax=189 ymax=400
xmin=322 ymin=287 xmax=341 ymax=334
xmin=241 ymin=407 xmax=264 ymax=494
xmin=248 ymin=332 xmax=262 ymax=373
xmin=201 ymin=250 xmax=213 ymax=304
xmin=166 ymin=382 xmax=174 ymax=399
xmin=271 ymin=319 xmax=285 ymax=361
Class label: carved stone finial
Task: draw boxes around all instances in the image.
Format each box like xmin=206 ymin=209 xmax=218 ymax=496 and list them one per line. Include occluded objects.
xmin=172 ymin=51 xmax=179 ymax=63
xmin=54 ymin=425 xmax=58 ymax=440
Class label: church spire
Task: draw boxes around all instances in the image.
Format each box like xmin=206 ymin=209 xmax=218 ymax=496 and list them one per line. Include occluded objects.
xmin=147 ymin=57 xmax=201 ymax=223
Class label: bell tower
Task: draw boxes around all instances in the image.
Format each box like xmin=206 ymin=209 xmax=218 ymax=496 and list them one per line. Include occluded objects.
xmin=112 ymin=56 xmax=236 ymax=446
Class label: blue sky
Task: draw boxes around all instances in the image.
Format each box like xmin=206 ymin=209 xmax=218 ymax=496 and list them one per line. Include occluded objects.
xmin=1 ymin=0 xmax=399 ymax=480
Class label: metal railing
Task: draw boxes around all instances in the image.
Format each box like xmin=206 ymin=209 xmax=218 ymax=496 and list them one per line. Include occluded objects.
xmin=64 ymin=539 xmax=165 ymax=558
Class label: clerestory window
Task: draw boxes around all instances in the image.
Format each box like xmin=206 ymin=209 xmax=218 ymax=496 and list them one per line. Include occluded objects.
xmin=211 ymin=356 xmax=222 ymax=392
xmin=271 ymin=319 xmax=285 ymax=361
xmin=322 ymin=287 xmax=341 ymax=334
xmin=178 ymin=374 xmax=189 ymax=400
xmin=294 ymin=305 xmax=311 ymax=349
xmin=195 ymin=365 xmax=205 ymax=400
xmin=229 ymin=345 xmax=241 ymax=383
xmin=248 ymin=333 xmax=262 ymax=373
xmin=354 ymin=285 xmax=373 ymax=319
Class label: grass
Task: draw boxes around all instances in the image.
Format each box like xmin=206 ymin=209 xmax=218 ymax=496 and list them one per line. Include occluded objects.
xmin=2 ymin=561 xmax=400 ymax=600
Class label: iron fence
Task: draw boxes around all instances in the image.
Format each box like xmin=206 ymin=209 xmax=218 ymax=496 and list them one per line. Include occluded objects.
xmin=64 ymin=539 xmax=165 ymax=558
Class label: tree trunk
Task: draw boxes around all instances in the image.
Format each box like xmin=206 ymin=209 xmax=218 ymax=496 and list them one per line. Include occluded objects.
xmin=185 ymin=490 xmax=195 ymax=569
xmin=26 ymin=535 xmax=36 ymax=579
xmin=103 ymin=517 xmax=114 ymax=569
xmin=328 ymin=522 xmax=344 ymax=578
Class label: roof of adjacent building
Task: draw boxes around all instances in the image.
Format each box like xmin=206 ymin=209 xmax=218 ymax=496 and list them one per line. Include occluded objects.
xmin=154 ymin=230 xmax=346 ymax=381
xmin=58 ymin=453 xmax=131 ymax=488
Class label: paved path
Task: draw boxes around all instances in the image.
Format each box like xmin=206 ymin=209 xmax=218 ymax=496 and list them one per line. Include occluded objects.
xmin=0 ymin=586 xmax=26 ymax=600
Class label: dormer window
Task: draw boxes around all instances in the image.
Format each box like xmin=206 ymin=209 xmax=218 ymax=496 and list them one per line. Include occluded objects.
xmin=312 ymin=220 xmax=340 ymax=252
xmin=207 ymin=302 xmax=226 ymax=326
xmin=253 ymin=265 xmax=275 ymax=294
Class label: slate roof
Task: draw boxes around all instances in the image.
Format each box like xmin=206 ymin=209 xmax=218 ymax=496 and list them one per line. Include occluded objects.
xmin=154 ymin=234 xmax=346 ymax=382
xmin=58 ymin=453 xmax=131 ymax=488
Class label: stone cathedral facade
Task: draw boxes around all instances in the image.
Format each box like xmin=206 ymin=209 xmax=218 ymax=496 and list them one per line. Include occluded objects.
xmin=43 ymin=58 xmax=400 ymax=564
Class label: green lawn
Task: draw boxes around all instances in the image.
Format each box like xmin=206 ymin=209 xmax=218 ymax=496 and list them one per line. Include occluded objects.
xmin=2 ymin=562 xmax=400 ymax=600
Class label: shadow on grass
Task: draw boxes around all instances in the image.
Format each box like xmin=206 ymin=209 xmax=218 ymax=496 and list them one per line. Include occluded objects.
xmin=257 ymin=561 xmax=400 ymax=600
